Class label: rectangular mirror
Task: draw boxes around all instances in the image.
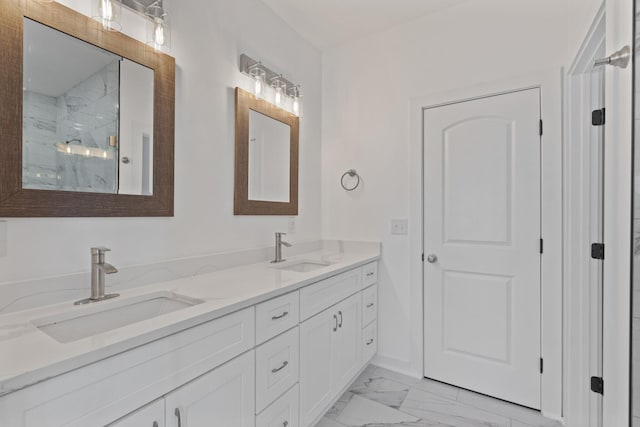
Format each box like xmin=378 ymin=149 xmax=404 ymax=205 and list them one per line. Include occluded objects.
xmin=235 ymin=87 xmax=299 ymax=215
xmin=0 ymin=0 xmax=174 ymax=216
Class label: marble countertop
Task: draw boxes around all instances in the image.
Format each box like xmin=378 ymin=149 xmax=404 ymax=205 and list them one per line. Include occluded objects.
xmin=0 ymin=246 xmax=379 ymax=396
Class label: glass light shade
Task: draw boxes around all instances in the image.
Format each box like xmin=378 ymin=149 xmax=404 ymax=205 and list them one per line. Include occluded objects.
xmin=254 ymin=73 xmax=265 ymax=99
xmin=146 ymin=15 xmax=171 ymax=52
xmin=92 ymin=0 xmax=122 ymax=31
xmin=292 ymin=95 xmax=303 ymax=116
xmin=274 ymin=84 xmax=284 ymax=107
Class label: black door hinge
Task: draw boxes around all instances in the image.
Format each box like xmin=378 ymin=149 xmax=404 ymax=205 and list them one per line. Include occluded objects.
xmin=539 ymin=238 xmax=544 ymax=254
xmin=591 ymin=243 xmax=605 ymax=260
xmin=591 ymin=376 xmax=604 ymax=394
xmin=540 ymin=358 xmax=544 ymax=374
xmin=539 ymin=119 xmax=543 ymax=136
xmin=592 ymin=108 xmax=606 ymax=126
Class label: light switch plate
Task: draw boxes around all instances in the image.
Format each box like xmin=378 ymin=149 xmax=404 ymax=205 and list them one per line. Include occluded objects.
xmin=288 ymin=216 xmax=296 ymax=234
xmin=391 ymin=219 xmax=408 ymax=235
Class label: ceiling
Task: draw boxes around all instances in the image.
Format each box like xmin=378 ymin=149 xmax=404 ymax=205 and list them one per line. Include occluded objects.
xmin=259 ymin=0 xmax=466 ymax=50
xmin=23 ymin=18 xmax=120 ymax=97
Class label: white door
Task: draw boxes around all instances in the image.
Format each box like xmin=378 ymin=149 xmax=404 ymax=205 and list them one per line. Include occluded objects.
xmin=300 ymin=307 xmax=335 ymax=427
xmin=423 ymin=89 xmax=542 ymax=409
xmin=165 ymin=351 xmax=255 ymax=427
xmin=331 ymin=293 xmax=362 ymax=393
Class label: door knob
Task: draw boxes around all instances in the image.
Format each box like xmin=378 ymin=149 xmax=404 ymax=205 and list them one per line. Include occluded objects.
xmin=594 ymin=45 xmax=631 ymax=69
xmin=426 ymin=254 xmax=438 ymax=264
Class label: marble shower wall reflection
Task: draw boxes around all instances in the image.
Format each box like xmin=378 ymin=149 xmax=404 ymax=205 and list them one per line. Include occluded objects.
xmin=22 ymin=60 xmax=119 ymax=193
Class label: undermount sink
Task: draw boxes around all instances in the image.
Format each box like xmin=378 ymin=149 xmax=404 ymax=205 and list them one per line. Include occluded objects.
xmin=276 ymin=260 xmax=332 ymax=273
xmin=32 ymin=292 xmax=204 ymax=343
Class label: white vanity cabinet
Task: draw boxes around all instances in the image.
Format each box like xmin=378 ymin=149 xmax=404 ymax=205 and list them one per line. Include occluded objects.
xmin=0 ymin=259 xmax=378 ymax=427
xmin=299 ymin=279 xmax=370 ymax=427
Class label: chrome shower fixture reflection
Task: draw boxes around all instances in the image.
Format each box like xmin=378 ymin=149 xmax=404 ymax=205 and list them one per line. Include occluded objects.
xmin=239 ymin=53 xmax=303 ymax=116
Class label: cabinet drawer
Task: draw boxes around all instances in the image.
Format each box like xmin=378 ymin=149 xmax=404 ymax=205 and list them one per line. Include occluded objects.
xmin=362 ymin=321 xmax=377 ymax=363
xmin=362 ymin=284 xmax=377 ymax=327
xmin=256 ymin=384 xmax=299 ymax=427
xmin=362 ymin=262 xmax=378 ymax=288
xmin=256 ymin=327 xmax=300 ymax=413
xmin=300 ymin=269 xmax=361 ymax=320
xmin=256 ymin=291 xmax=299 ymax=345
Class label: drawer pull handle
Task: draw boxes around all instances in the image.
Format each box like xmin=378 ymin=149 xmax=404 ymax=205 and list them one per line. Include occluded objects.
xmin=366 ymin=272 xmax=375 ymax=277
xmin=333 ymin=314 xmax=338 ymax=332
xmin=283 ymin=421 xmax=289 ymax=427
xmin=272 ymin=360 xmax=289 ymax=373
xmin=366 ymin=338 xmax=374 ymax=345
xmin=366 ymin=302 xmax=374 ymax=308
xmin=338 ymin=310 xmax=343 ymax=328
xmin=272 ymin=311 xmax=289 ymax=320
xmin=153 ymin=422 xmax=158 ymax=427
xmin=175 ymin=408 xmax=183 ymax=427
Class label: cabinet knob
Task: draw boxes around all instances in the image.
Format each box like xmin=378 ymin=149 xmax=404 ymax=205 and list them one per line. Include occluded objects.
xmin=338 ymin=310 xmax=343 ymax=328
xmin=426 ymin=254 xmax=438 ymax=264
xmin=366 ymin=338 xmax=374 ymax=346
xmin=333 ymin=314 xmax=338 ymax=332
xmin=283 ymin=421 xmax=289 ymax=427
xmin=175 ymin=408 xmax=183 ymax=427
xmin=366 ymin=302 xmax=374 ymax=308
xmin=153 ymin=422 xmax=158 ymax=427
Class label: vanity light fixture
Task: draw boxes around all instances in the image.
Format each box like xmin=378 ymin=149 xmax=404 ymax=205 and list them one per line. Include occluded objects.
xmin=92 ymin=0 xmax=122 ymax=31
xmin=145 ymin=0 xmax=171 ymax=52
xmin=239 ymin=54 xmax=303 ymax=116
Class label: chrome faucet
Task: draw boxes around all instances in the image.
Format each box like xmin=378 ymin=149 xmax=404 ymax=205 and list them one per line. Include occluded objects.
xmin=75 ymin=247 xmax=120 ymax=305
xmin=271 ymin=232 xmax=292 ymax=263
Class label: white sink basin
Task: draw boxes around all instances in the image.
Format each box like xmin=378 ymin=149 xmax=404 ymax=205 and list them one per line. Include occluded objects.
xmin=33 ymin=292 xmax=204 ymax=343
xmin=276 ymin=260 xmax=332 ymax=273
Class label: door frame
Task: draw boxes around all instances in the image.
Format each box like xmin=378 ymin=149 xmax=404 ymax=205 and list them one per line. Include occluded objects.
xmin=602 ymin=0 xmax=634 ymax=424
xmin=408 ymin=69 xmax=563 ymax=420
xmin=564 ymin=5 xmax=605 ymax=426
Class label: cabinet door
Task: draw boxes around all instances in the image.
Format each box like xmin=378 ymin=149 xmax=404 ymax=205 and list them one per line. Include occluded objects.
xmin=299 ymin=307 xmax=335 ymax=427
xmin=331 ymin=293 xmax=362 ymax=394
xmin=109 ymin=399 xmax=165 ymax=427
xmin=165 ymin=351 xmax=255 ymax=427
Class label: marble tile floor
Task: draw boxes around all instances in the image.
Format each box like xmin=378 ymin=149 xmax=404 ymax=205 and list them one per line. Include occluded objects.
xmin=315 ymin=365 xmax=563 ymax=427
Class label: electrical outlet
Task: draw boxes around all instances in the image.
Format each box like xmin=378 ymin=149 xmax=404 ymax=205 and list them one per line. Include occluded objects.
xmin=391 ymin=219 xmax=408 ymax=235
xmin=288 ymin=216 xmax=296 ymax=234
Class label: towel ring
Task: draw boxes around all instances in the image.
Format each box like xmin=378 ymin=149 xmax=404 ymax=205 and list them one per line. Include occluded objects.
xmin=341 ymin=169 xmax=360 ymax=191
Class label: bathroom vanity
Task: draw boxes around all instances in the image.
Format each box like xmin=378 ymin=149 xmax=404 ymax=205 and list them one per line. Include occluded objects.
xmin=0 ymin=249 xmax=378 ymax=427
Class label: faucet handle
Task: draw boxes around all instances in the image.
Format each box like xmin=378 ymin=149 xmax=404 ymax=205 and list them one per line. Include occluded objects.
xmin=91 ymin=247 xmax=111 ymax=255
xmin=276 ymin=232 xmax=287 ymax=237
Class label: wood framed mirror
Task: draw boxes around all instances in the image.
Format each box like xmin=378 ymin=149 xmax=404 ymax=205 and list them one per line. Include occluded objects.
xmin=234 ymin=87 xmax=299 ymax=215
xmin=0 ymin=0 xmax=175 ymax=217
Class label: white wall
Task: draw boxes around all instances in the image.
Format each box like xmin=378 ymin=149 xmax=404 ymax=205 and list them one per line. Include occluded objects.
xmin=321 ymin=0 xmax=568 ymax=375
xmin=0 ymin=0 xmax=322 ymax=284
xmin=568 ymin=0 xmax=604 ymax=63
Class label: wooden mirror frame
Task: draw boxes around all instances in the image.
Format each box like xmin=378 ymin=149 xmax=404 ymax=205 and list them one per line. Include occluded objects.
xmin=234 ymin=87 xmax=299 ymax=215
xmin=0 ymin=0 xmax=175 ymax=217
